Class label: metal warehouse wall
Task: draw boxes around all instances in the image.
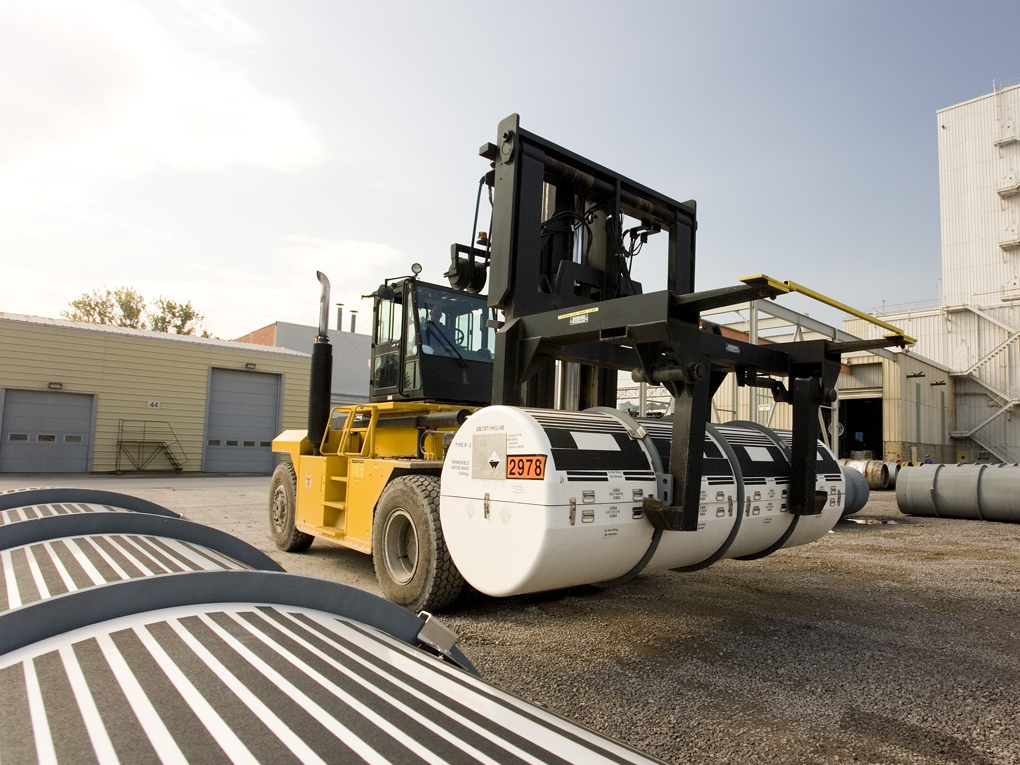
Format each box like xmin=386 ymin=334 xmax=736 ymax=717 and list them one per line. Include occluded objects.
xmin=879 ymin=354 xmax=956 ymax=463
xmin=0 ymin=315 xmax=311 ymax=473
xmin=845 ymin=311 xmax=948 ymax=368
xmin=709 ymin=374 xmax=795 ymax=431
xmin=850 ymin=308 xmax=1018 ymax=462
xmin=938 ymin=83 xmax=1020 ymax=305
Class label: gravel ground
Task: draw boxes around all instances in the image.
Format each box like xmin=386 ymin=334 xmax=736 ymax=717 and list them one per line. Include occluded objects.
xmin=4 ymin=474 xmax=1019 ymax=765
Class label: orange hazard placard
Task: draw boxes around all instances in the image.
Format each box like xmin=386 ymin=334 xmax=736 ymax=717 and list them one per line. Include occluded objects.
xmin=506 ymin=455 xmax=547 ymax=480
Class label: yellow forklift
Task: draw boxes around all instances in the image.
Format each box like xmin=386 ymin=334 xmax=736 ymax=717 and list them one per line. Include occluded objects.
xmin=270 ymin=114 xmax=907 ymax=613
xmin=270 ymin=267 xmax=494 ymax=611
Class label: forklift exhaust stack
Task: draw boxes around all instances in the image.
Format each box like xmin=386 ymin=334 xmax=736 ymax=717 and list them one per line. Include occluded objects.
xmin=308 ymin=271 xmax=333 ymax=455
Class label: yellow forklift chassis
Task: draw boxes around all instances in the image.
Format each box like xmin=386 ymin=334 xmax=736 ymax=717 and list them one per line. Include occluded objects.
xmin=272 ymin=402 xmax=472 ymax=555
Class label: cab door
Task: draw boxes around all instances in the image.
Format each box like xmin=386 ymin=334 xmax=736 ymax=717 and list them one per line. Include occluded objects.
xmin=370 ymin=287 xmax=405 ymax=401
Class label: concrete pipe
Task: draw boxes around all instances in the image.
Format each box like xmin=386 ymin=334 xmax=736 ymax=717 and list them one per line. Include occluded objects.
xmin=896 ymin=463 xmax=1020 ymax=523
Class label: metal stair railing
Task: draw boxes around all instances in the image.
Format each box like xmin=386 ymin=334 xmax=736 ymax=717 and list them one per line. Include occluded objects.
xmin=116 ymin=420 xmax=188 ymax=473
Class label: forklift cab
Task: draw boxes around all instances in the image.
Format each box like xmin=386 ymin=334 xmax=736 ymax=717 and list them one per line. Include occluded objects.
xmin=371 ymin=273 xmax=494 ymax=405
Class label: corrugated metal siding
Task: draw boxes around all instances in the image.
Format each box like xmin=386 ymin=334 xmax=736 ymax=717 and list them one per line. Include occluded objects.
xmin=839 ymin=362 xmax=883 ymax=391
xmin=861 ymin=302 xmax=1020 ymax=460
xmin=938 ymin=84 xmax=1020 ymax=307
xmin=881 ymin=356 xmax=955 ymax=461
xmin=709 ymin=372 xmax=794 ymax=430
xmin=844 ymin=312 xmax=949 ymax=368
xmin=0 ymin=318 xmax=311 ymax=472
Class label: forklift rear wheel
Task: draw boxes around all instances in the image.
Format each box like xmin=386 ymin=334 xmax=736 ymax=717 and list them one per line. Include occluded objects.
xmin=269 ymin=462 xmax=313 ymax=552
xmin=373 ymin=475 xmax=464 ymax=612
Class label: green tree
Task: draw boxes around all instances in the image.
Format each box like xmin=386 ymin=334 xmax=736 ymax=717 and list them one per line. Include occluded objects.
xmin=62 ymin=287 xmax=146 ymax=328
xmin=63 ymin=286 xmax=210 ymax=336
xmin=149 ymin=298 xmax=207 ymax=336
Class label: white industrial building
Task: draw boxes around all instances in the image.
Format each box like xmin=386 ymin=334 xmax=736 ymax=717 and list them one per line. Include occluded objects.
xmin=234 ymin=318 xmax=371 ymax=405
xmin=846 ymin=81 xmax=1020 ymax=462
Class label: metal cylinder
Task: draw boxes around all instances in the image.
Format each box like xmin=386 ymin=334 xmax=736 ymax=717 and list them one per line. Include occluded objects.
xmin=884 ymin=461 xmax=900 ymax=490
xmin=307 ymin=273 xmax=334 ymax=456
xmin=421 ymin=409 xmax=472 ymax=429
xmin=896 ymin=463 xmax=1020 ymax=523
xmin=315 ymin=272 xmax=330 ymax=338
xmin=440 ymin=407 xmax=845 ymax=598
xmin=841 ymin=464 xmax=870 ymax=517
xmin=307 ymin=341 xmax=332 ymax=455
xmin=841 ymin=459 xmax=890 ymax=490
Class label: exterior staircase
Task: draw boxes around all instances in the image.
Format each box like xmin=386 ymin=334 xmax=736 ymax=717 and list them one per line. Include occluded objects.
xmin=116 ymin=420 xmax=188 ymax=473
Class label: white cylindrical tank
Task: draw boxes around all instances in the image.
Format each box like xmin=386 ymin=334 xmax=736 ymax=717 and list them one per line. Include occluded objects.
xmin=440 ymin=407 xmax=845 ymax=598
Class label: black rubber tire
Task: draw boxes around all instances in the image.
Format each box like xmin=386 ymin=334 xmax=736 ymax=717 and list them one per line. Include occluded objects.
xmin=372 ymin=475 xmax=464 ymax=613
xmin=269 ymin=462 xmax=313 ymax=552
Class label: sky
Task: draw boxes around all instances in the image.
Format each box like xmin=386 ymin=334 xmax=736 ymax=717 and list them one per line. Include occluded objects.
xmin=2 ymin=0 xmax=1019 ymax=340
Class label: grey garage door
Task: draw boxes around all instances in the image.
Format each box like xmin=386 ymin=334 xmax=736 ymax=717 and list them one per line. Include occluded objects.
xmin=204 ymin=369 xmax=281 ymax=474
xmin=0 ymin=389 xmax=95 ymax=473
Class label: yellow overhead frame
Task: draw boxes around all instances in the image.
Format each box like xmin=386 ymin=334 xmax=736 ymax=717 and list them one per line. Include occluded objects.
xmin=740 ymin=274 xmax=917 ymax=346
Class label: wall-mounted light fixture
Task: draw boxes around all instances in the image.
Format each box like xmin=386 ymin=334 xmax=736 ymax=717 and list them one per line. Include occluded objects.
xmin=47 ymin=382 xmax=63 ymax=389
xmin=930 ymin=379 xmax=946 ymax=386
xmin=906 ymin=371 xmax=926 ymax=379
xmin=245 ymin=363 xmax=257 ymax=369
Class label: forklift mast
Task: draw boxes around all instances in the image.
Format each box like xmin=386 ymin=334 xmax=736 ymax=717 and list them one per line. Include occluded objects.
xmin=444 ymin=113 xmax=905 ymax=529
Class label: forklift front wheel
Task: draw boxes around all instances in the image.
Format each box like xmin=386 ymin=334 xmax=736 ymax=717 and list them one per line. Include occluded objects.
xmin=269 ymin=462 xmax=313 ymax=552
xmin=372 ymin=475 xmax=464 ymax=613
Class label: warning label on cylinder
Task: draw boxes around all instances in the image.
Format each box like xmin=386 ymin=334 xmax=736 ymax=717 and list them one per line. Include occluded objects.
xmin=472 ymin=433 xmax=506 ymax=480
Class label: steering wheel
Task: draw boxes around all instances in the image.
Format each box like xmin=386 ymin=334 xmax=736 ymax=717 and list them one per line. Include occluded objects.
xmin=454 ymin=328 xmax=465 ymax=345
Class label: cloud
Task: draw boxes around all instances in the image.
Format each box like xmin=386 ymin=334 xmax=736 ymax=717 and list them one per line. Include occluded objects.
xmin=276 ymin=235 xmax=405 ymax=282
xmin=0 ymin=0 xmax=326 ymax=220
xmin=5 ymin=233 xmax=405 ymax=340
xmin=165 ymin=235 xmax=406 ymax=338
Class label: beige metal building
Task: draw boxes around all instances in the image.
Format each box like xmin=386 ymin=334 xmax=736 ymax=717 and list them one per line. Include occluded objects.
xmin=0 ymin=313 xmax=311 ymax=474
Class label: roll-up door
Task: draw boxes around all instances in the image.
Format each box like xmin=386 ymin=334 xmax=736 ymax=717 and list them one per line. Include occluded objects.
xmin=204 ymin=369 xmax=281 ymax=474
xmin=0 ymin=389 xmax=95 ymax=473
